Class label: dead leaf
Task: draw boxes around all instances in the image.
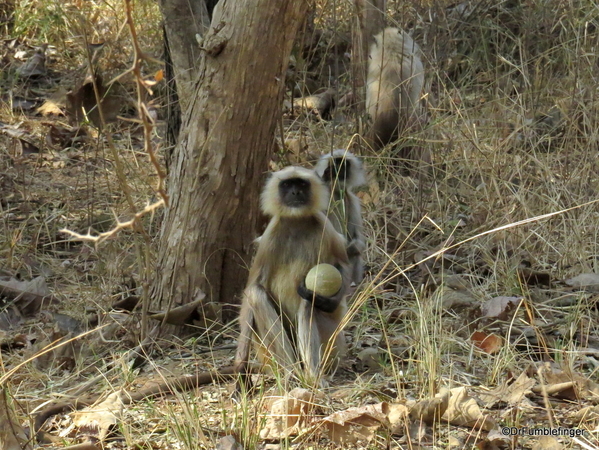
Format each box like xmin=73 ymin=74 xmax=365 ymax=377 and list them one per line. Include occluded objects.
xmin=17 ymin=45 xmax=47 ymax=78
xmin=387 ymin=403 xmax=409 ymax=435
xmin=52 ymin=312 xmax=83 ymax=334
xmin=432 ymin=283 xmax=477 ymax=310
xmin=18 ymin=138 xmax=40 ymax=154
xmin=33 ymin=329 xmax=82 ymax=371
xmin=409 ymin=388 xmax=450 ymax=424
xmin=66 ymin=74 xmax=121 ymax=128
xmin=260 ymin=388 xmax=315 ymax=440
xmin=407 ymin=420 xmax=429 ymax=444
xmin=1 ymin=275 xmax=50 ymax=296
xmin=0 ymin=122 xmax=28 ymax=140
xmin=11 ymin=97 xmax=36 ymax=111
xmin=442 ymin=387 xmax=496 ymax=431
xmin=565 ymin=273 xmax=599 ymax=292
xmin=0 ymin=276 xmax=57 ymax=323
xmin=447 ymin=435 xmax=463 ymax=448
xmin=37 ymin=99 xmax=65 ymax=116
xmin=359 ymin=179 xmax=380 ymax=206
xmin=505 ymin=372 xmax=536 ymax=404
xmin=531 ymin=436 xmax=563 ymax=450
xmin=0 ymin=123 xmax=40 ymax=156
xmin=0 ymin=305 xmax=22 ymax=329
xmin=484 ymin=428 xmax=513 ymax=448
xmin=216 ymin=435 xmax=243 ymax=450
xmin=471 ymin=331 xmax=503 ymax=354
xmin=46 ymin=124 xmax=87 ymax=149
xmin=479 ymin=371 xmax=536 ymax=407
xmin=0 ymin=389 xmax=32 ymax=450
xmin=324 ymin=402 xmax=390 ymax=444
xmin=71 ymin=392 xmax=124 ymax=442
xmin=0 ymin=332 xmax=31 ymax=351
xmin=285 ymin=139 xmax=306 ymax=164
xmin=481 ymin=296 xmax=523 ymax=320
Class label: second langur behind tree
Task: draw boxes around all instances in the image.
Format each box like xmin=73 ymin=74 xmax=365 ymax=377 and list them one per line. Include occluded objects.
xmin=234 ymin=166 xmax=351 ymax=385
xmin=366 ymin=27 xmax=426 ymax=162
xmin=315 ymin=150 xmax=366 ymax=284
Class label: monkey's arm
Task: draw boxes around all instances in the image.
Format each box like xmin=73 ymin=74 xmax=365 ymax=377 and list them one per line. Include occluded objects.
xmin=346 ymin=194 xmax=365 ymax=256
xmin=297 ymin=271 xmax=345 ymax=314
xmin=347 ymin=237 xmax=366 ymax=256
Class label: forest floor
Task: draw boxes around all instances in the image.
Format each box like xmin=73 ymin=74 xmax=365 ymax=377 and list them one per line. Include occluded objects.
xmin=1 ymin=0 xmax=599 ymax=449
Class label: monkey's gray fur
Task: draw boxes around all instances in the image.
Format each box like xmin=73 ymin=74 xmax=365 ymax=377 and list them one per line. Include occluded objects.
xmin=366 ymin=27 xmax=425 ymax=163
xmin=315 ymin=150 xmax=366 ymax=283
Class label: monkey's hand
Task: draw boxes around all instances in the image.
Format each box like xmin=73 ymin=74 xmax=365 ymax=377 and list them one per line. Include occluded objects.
xmin=347 ymin=238 xmax=366 ymax=257
xmin=297 ymin=281 xmax=339 ymax=313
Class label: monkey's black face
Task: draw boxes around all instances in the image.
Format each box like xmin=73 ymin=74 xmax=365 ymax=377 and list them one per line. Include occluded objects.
xmin=323 ymin=157 xmax=350 ymax=184
xmin=279 ymin=177 xmax=311 ymax=208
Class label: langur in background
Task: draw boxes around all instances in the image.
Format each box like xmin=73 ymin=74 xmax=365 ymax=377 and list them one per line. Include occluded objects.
xmin=366 ymin=27 xmax=429 ymax=171
xmin=315 ymin=150 xmax=366 ymax=283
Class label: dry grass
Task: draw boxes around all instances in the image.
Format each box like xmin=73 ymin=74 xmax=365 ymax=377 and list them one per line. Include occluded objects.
xmin=1 ymin=0 xmax=599 ymax=449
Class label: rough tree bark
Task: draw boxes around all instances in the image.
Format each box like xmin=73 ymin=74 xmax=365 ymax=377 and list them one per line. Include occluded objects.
xmin=352 ymin=0 xmax=386 ymax=118
xmin=160 ymin=0 xmax=209 ymax=108
xmin=152 ymin=0 xmax=309 ymax=332
xmin=161 ymin=0 xmax=209 ymax=162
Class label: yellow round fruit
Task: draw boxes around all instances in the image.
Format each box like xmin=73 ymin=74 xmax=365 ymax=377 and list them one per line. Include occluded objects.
xmin=305 ymin=263 xmax=342 ymax=297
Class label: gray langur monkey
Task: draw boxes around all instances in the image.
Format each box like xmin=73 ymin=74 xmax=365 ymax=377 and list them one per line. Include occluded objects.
xmin=234 ymin=166 xmax=350 ymax=386
xmin=365 ymin=27 xmax=426 ymax=165
xmin=314 ymin=150 xmax=366 ymax=284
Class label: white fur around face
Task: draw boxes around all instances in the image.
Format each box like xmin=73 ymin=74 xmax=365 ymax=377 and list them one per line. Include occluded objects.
xmin=261 ymin=166 xmax=328 ymax=218
xmin=314 ymin=150 xmax=366 ymax=189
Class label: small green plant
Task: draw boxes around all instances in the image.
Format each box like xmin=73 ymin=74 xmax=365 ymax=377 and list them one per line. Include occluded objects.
xmin=13 ymin=0 xmax=70 ymax=42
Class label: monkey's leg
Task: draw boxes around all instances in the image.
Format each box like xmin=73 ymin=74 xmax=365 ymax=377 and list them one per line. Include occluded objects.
xmin=235 ymin=296 xmax=255 ymax=391
xmin=296 ymin=301 xmax=322 ymax=382
xmin=348 ymin=255 xmax=363 ymax=284
xmin=347 ymin=239 xmax=365 ymax=284
xmin=245 ymin=285 xmax=297 ymax=372
xmin=316 ymin=313 xmax=347 ymax=373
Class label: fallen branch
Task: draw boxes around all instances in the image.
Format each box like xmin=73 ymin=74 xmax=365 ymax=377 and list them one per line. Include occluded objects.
xmin=34 ymin=365 xmax=253 ymax=444
xmin=60 ymin=198 xmax=165 ymax=245
xmin=0 ymin=281 xmax=60 ymax=314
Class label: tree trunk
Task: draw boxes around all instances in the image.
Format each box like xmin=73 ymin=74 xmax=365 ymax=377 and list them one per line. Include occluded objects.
xmin=160 ymin=0 xmax=210 ymax=107
xmin=152 ymin=0 xmax=309 ymax=333
xmin=161 ymin=0 xmax=210 ymax=165
xmin=352 ymin=0 xmax=386 ymax=122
